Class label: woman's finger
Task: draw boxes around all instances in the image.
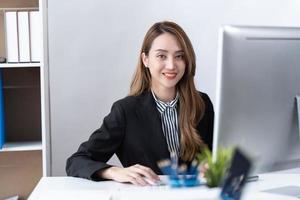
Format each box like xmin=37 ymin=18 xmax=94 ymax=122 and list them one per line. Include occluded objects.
xmin=127 ymin=171 xmax=148 ymax=186
xmin=133 ymin=164 xmax=160 ymax=180
xmin=127 ymin=175 xmax=140 ymax=186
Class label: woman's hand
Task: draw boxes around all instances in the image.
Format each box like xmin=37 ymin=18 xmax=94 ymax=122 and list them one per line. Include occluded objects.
xmin=98 ymin=164 xmax=160 ymax=186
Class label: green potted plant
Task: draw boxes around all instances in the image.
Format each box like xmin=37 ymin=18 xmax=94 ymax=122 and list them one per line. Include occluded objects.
xmin=197 ymin=147 xmax=233 ymax=188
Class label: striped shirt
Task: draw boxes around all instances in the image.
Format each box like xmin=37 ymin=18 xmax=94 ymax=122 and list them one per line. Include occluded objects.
xmin=152 ymin=91 xmax=180 ymax=158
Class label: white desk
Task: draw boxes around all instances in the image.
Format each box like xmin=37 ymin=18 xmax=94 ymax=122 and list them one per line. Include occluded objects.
xmin=29 ymin=171 xmax=300 ymax=200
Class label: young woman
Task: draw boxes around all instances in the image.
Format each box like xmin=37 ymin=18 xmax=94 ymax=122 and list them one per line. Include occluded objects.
xmin=66 ymin=21 xmax=214 ymax=186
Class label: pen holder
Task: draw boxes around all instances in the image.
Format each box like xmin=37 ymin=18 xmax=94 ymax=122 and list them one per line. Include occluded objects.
xmin=167 ymin=174 xmax=200 ymax=187
xmin=182 ymin=174 xmax=200 ymax=187
xmin=168 ymin=175 xmax=182 ymax=187
xmin=158 ymin=157 xmax=201 ymax=188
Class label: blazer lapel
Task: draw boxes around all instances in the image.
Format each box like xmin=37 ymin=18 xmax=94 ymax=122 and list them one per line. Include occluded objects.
xmin=137 ymin=91 xmax=170 ymax=159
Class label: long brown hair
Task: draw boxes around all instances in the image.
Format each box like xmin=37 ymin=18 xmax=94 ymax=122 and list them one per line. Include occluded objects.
xmin=130 ymin=21 xmax=206 ymax=161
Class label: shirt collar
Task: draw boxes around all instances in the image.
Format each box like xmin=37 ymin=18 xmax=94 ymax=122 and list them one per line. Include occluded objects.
xmin=151 ymin=90 xmax=179 ymax=113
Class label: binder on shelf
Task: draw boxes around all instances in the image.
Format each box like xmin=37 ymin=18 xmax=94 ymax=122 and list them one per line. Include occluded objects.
xmin=18 ymin=11 xmax=31 ymax=62
xmin=4 ymin=11 xmax=19 ymax=63
xmin=0 ymin=69 xmax=5 ymax=149
xmin=0 ymin=12 xmax=6 ymax=60
xmin=29 ymin=11 xmax=41 ymax=62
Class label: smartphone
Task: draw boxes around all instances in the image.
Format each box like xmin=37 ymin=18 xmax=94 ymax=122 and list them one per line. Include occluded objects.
xmin=220 ymin=148 xmax=252 ymax=200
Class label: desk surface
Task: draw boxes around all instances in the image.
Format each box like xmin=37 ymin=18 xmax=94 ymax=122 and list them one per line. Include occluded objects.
xmin=29 ymin=171 xmax=300 ymax=200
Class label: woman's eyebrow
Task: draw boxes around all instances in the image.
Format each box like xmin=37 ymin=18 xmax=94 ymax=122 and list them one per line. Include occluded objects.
xmin=155 ymin=49 xmax=168 ymax=52
xmin=154 ymin=49 xmax=184 ymax=53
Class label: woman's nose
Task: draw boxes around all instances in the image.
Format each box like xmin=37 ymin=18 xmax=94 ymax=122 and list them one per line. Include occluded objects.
xmin=165 ymin=58 xmax=176 ymax=70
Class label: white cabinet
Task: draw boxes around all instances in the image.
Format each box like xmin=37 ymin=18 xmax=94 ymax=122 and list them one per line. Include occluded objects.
xmin=0 ymin=0 xmax=48 ymax=199
xmin=0 ymin=64 xmax=42 ymax=152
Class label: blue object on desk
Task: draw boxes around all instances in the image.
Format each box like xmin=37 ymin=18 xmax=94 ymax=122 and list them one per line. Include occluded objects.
xmin=158 ymin=157 xmax=201 ymax=188
xmin=168 ymin=173 xmax=200 ymax=187
xmin=0 ymin=69 xmax=5 ymax=149
xmin=183 ymin=174 xmax=200 ymax=187
xmin=169 ymin=176 xmax=182 ymax=187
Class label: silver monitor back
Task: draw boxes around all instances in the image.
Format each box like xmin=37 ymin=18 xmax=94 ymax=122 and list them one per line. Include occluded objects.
xmin=213 ymin=25 xmax=300 ymax=174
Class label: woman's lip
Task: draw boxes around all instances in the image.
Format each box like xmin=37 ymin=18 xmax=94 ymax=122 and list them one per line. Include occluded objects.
xmin=163 ymin=72 xmax=177 ymax=79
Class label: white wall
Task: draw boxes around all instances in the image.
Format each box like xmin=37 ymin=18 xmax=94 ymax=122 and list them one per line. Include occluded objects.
xmin=46 ymin=0 xmax=300 ymax=175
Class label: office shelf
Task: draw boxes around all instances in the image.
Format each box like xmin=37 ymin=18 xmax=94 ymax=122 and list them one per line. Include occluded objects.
xmin=0 ymin=67 xmax=42 ymax=151
xmin=0 ymin=141 xmax=42 ymax=151
xmin=0 ymin=63 xmax=40 ymax=68
xmin=0 ymin=1 xmax=44 ymax=199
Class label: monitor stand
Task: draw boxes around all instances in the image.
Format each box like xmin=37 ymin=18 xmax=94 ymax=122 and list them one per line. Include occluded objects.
xmin=246 ymin=175 xmax=259 ymax=182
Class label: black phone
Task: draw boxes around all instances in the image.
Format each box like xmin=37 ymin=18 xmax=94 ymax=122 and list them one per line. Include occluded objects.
xmin=220 ymin=148 xmax=252 ymax=200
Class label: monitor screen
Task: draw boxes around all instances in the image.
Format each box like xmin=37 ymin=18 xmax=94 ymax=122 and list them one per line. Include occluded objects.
xmin=213 ymin=25 xmax=300 ymax=174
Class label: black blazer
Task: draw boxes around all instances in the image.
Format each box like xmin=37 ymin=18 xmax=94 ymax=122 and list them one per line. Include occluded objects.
xmin=66 ymin=91 xmax=214 ymax=180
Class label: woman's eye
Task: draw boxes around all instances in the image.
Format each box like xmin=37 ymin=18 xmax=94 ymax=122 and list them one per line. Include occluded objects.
xmin=175 ymin=55 xmax=184 ymax=59
xmin=157 ymin=55 xmax=166 ymax=59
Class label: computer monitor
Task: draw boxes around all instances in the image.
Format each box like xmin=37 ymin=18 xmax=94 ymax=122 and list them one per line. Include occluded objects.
xmin=213 ymin=25 xmax=300 ymax=175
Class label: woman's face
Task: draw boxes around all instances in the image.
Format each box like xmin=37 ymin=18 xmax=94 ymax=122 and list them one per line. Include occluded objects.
xmin=142 ymin=33 xmax=186 ymax=93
